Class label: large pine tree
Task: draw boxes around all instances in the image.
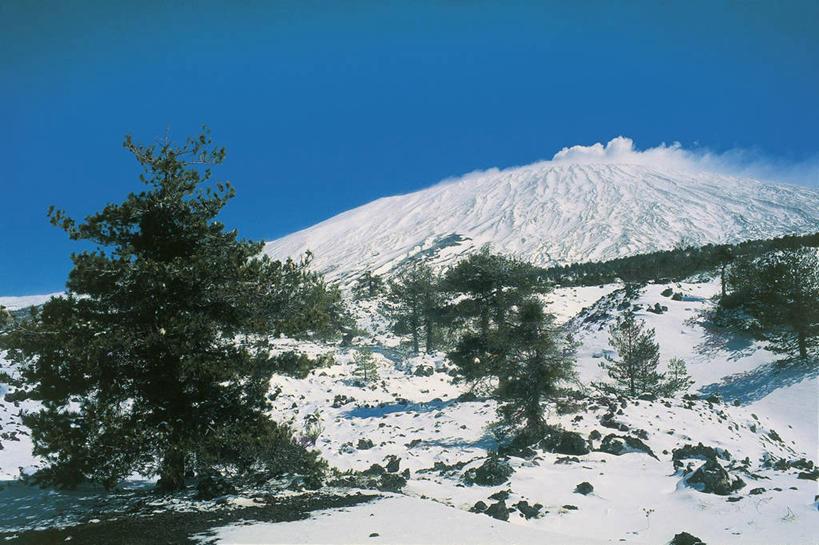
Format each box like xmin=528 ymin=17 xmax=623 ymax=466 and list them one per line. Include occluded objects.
xmin=0 ymin=129 xmax=328 ymax=490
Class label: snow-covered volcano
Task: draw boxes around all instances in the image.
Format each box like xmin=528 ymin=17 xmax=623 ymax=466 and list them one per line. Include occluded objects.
xmin=264 ymin=157 xmax=819 ymax=284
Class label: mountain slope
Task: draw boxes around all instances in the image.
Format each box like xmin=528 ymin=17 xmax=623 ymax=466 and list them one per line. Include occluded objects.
xmin=263 ymin=162 xmax=819 ymax=284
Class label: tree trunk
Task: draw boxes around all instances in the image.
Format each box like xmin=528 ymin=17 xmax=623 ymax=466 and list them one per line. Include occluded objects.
xmin=798 ymin=329 xmax=807 ymax=360
xmin=720 ymin=264 xmax=727 ymax=298
xmin=425 ymin=318 xmax=433 ymax=353
xmin=157 ymin=447 xmax=186 ymax=492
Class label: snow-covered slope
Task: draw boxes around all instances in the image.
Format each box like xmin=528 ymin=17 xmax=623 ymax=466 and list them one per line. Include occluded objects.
xmin=264 ymin=162 xmax=819 ymax=284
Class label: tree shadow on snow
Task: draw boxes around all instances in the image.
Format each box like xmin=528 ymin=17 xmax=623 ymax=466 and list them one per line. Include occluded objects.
xmin=698 ymin=357 xmax=818 ymax=405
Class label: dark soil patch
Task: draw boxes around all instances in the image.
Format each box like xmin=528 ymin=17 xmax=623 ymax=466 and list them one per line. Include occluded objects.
xmin=1 ymin=491 xmax=378 ymax=545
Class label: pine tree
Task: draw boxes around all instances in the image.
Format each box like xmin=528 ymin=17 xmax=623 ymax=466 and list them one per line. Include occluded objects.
xmin=600 ymin=310 xmax=663 ymax=397
xmin=662 ymin=357 xmax=694 ymax=395
xmin=495 ymin=299 xmax=576 ymax=433
xmin=352 ymin=348 xmax=379 ymax=385
xmin=387 ymin=263 xmax=442 ymax=353
xmin=352 ymin=270 xmax=384 ymax=300
xmin=443 ymin=248 xmax=550 ymax=384
xmin=0 ymin=128 xmax=328 ymax=491
xmin=726 ymin=248 xmax=819 ymax=359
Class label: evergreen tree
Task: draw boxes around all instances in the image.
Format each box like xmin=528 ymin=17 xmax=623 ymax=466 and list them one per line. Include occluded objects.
xmin=0 ymin=129 xmax=327 ymax=491
xmin=725 ymin=248 xmax=819 ymax=359
xmin=352 ymin=270 xmax=385 ymax=300
xmin=0 ymin=305 xmax=8 ymax=329
xmin=600 ymin=310 xmax=663 ymax=397
xmin=662 ymin=357 xmax=694 ymax=395
xmin=387 ymin=263 xmax=442 ymax=353
xmin=443 ymin=248 xmax=550 ymax=383
xmin=352 ymin=348 xmax=379 ymax=385
xmin=495 ymin=299 xmax=576 ymax=433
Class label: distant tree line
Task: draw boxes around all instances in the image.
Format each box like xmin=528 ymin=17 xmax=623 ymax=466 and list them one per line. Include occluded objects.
xmin=541 ymin=232 xmax=819 ymax=287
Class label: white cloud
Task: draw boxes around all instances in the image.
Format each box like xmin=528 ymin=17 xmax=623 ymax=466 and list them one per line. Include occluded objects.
xmin=550 ymin=136 xmax=819 ymax=187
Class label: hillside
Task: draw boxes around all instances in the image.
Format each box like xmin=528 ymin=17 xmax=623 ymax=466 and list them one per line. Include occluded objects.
xmin=2 ymin=275 xmax=816 ymax=544
xmin=263 ymin=162 xmax=819 ymax=284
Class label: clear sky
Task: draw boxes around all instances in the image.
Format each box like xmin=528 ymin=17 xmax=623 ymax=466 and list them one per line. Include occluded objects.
xmin=1 ymin=1 xmax=818 ymax=295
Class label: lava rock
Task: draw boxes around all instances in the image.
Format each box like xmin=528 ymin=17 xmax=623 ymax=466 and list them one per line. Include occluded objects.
xmin=485 ymin=500 xmax=509 ymax=521
xmin=574 ymin=482 xmax=594 ymax=495
xmin=598 ymin=434 xmax=658 ymax=459
xmin=489 ymin=489 xmax=510 ymax=500
xmin=195 ymin=474 xmax=237 ymax=500
xmin=385 ymin=455 xmax=401 ymax=473
xmin=672 ymin=443 xmax=731 ymax=463
xmin=687 ymin=459 xmax=746 ymax=495
xmin=539 ymin=428 xmax=590 ymax=455
xmin=514 ymin=500 xmax=543 ymax=519
xmin=670 ymin=531 xmax=707 ymax=545
xmin=464 ymin=457 xmax=514 ymax=486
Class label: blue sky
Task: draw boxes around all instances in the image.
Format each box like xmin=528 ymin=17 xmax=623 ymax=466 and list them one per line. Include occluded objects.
xmin=1 ymin=1 xmax=818 ymax=295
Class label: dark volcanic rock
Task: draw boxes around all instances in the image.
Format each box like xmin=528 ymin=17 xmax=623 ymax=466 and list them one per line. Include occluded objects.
xmin=687 ymin=459 xmax=746 ymax=495
xmin=485 ymin=500 xmax=509 ymax=521
xmin=598 ymin=434 xmax=658 ymax=459
xmin=672 ymin=443 xmax=731 ymax=463
xmin=670 ymin=531 xmax=707 ymax=545
xmin=539 ymin=428 xmax=590 ymax=455
xmin=514 ymin=500 xmax=543 ymax=519
xmin=574 ymin=482 xmax=594 ymax=495
xmin=464 ymin=457 xmax=514 ymax=486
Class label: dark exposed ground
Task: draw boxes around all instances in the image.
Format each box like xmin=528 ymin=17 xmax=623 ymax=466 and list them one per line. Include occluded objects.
xmin=0 ymin=491 xmax=379 ymax=545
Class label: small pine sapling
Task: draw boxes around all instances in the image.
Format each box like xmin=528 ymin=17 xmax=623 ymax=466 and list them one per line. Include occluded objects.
xmin=352 ymin=348 xmax=379 ymax=385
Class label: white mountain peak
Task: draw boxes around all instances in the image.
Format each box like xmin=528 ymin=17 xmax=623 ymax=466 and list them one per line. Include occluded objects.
xmin=264 ymin=139 xmax=819 ymax=284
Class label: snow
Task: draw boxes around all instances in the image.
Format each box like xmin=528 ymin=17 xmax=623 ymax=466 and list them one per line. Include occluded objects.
xmin=263 ymin=163 xmax=819 ymax=285
xmin=2 ymin=224 xmax=818 ymax=543
xmin=0 ymin=292 xmax=62 ymax=310
xmin=204 ymin=495 xmax=608 ymax=545
xmin=191 ymin=277 xmax=819 ymax=545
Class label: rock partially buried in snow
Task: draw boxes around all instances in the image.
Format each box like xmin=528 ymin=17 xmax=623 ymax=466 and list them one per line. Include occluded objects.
xmin=538 ymin=428 xmax=590 ymax=455
xmin=484 ymin=500 xmax=509 ymax=521
xmin=464 ymin=457 xmax=514 ymax=486
xmin=687 ymin=459 xmax=746 ymax=495
xmin=598 ymin=434 xmax=658 ymax=459
xmin=574 ymin=481 xmax=593 ymax=495
xmin=669 ymin=531 xmax=707 ymax=545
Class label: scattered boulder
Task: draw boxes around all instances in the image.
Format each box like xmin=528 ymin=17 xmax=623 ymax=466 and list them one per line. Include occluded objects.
xmin=514 ymin=500 xmax=543 ymax=519
xmin=376 ymin=472 xmax=407 ymax=492
xmin=484 ymin=500 xmax=509 ymax=521
xmin=539 ymin=428 xmax=590 ymax=455
xmin=562 ymin=504 xmax=578 ymax=510
xmin=797 ymin=470 xmax=819 ymax=480
xmin=672 ymin=443 xmax=732 ymax=463
xmin=470 ymin=500 xmax=488 ymax=513
xmin=749 ymin=487 xmax=766 ymax=495
xmin=464 ymin=457 xmax=514 ymax=486
xmin=364 ymin=463 xmax=386 ymax=476
xmin=385 ymin=455 xmax=401 ymax=473
xmin=660 ymin=288 xmax=674 ymax=297
xmin=413 ymin=365 xmax=434 ymax=377
xmin=195 ymin=474 xmax=237 ymax=500
xmin=598 ymin=434 xmax=658 ymax=459
xmin=332 ymin=394 xmax=354 ymax=408
xmin=670 ymin=531 xmax=706 ymax=545
xmin=671 ymin=292 xmax=683 ymax=301
xmin=588 ymin=429 xmax=602 ymax=441
xmin=357 ymin=438 xmax=374 ymax=450
xmin=687 ymin=459 xmax=746 ymax=495
xmin=574 ymin=482 xmax=594 ymax=495
xmin=489 ymin=489 xmax=510 ymax=500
